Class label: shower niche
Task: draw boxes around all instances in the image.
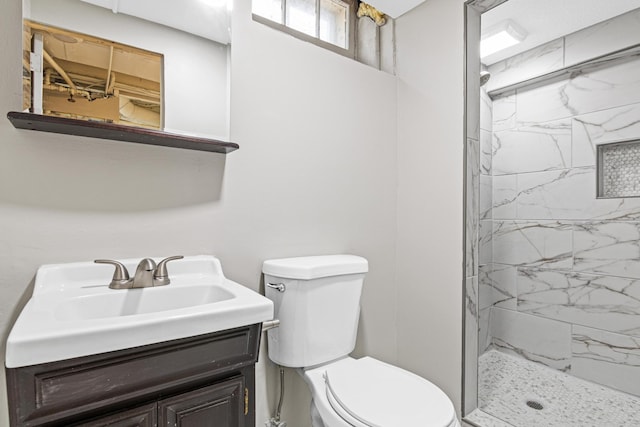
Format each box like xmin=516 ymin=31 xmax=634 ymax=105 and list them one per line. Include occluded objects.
xmin=597 ymin=140 xmax=640 ymax=198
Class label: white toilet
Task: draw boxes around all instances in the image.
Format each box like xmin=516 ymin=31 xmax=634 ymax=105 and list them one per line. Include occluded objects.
xmin=263 ymin=254 xmax=460 ymax=427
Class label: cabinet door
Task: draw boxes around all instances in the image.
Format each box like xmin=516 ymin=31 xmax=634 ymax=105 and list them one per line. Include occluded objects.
xmin=71 ymin=402 xmax=157 ymax=427
xmin=158 ymin=377 xmax=246 ymax=427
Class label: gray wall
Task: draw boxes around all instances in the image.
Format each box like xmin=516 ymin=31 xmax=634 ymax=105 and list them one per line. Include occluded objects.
xmin=395 ymin=0 xmax=465 ymax=411
xmin=230 ymin=1 xmax=399 ymax=423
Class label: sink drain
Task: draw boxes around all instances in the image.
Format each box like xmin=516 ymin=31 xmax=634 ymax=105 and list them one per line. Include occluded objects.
xmin=526 ymin=400 xmax=544 ymax=410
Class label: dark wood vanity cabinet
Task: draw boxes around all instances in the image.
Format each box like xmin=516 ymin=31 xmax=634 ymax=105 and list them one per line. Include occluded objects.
xmin=6 ymin=324 xmax=261 ymax=427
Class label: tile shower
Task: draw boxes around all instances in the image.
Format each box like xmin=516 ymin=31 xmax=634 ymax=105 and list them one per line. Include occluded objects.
xmin=466 ymin=6 xmax=640 ymax=426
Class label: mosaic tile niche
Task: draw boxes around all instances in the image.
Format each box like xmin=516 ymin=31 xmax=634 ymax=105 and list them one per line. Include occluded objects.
xmin=598 ymin=140 xmax=640 ymax=198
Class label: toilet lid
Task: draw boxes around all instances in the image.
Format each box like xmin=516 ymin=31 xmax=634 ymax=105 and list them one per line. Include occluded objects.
xmin=324 ymin=357 xmax=456 ymax=427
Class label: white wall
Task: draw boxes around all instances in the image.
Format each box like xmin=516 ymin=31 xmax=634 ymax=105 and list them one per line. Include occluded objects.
xmin=0 ymin=0 xmax=398 ymax=425
xmin=395 ymin=0 xmax=465 ymax=413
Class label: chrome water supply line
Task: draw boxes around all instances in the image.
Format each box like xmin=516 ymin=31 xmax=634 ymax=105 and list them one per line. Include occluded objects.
xmin=263 ymin=319 xmax=286 ymax=427
xmin=265 ymin=366 xmax=287 ymax=427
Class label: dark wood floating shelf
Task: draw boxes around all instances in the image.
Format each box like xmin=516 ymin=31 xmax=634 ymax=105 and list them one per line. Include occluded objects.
xmin=7 ymin=111 xmax=239 ymax=154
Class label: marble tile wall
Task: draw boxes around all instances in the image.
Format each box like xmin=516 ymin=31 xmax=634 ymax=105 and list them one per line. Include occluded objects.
xmin=464 ymin=4 xmax=483 ymax=413
xmin=465 ymin=51 xmax=488 ymax=418
xmin=478 ymin=8 xmax=640 ymax=398
xmin=465 ymin=135 xmax=480 ymax=412
xmin=477 ymin=85 xmax=493 ymax=359
xmin=564 ymin=9 xmax=640 ymax=67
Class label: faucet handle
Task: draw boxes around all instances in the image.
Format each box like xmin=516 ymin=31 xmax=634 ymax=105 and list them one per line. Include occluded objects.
xmin=154 ymin=255 xmax=184 ymax=286
xmin=95 ymin=259 xmax=131 ymax=289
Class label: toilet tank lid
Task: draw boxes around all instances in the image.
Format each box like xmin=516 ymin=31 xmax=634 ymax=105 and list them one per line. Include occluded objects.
xmin=262 ymin=255 xmax=368 ymax=280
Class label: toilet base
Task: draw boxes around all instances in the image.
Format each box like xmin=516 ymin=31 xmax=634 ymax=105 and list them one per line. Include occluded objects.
xmin=310 ymin=400 xmax=326 ymax=427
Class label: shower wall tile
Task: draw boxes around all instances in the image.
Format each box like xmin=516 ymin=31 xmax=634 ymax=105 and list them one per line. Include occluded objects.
xmin=465 ymin=276 xmax=479 ymax=412
xmin=479 ymin=264 xmax=516 ymax=310
xmin=479 ymin=220 xmax=493 ymax=266
xmin=466 ymin=229 xmax=478 ymax=278
xmin=517 ymin=268 xmax=640 ymax=337
xmin=516 ymin=168 xmax=594 ymax=220
xmin=489 ymin=265 xmax=517 ymax=310
xmin=516 ymin=167 xmax=640 ymax=221
xmin=490 ymin=307 xmax=572 ymax=371
xmin=486 ymin=39 xmax=564 ymax=92
xmin=492 ymin=175 xmax=517 ymax=219
xmin=480 ymin=88 xmax=493 ymax=133
xmin=478 ymin=265 xmax=495 ymax=311
xmin=564 ymin=9 xmax=640 ymax=67
xmin=480 ymin=129 xmax=492 ymax=176
xmin=492 ymin=93 xmax=516 ymax=132
xmin=480 ymin=175 xmax=492 ymax=220
xmin=479 ymin=307 xmax=492 ymax=354
xmin=467 ymin=10 xmax=481 ymax=143
xmin=515 ymin=80 xmax=570 ymax=124
xmin=572 ymin=102 xmax=640 ymax=168
xmin=467 ymin=276 xmax=479 ymax=323
xmin=492 ymin=220 xmax=572 ymax=269
xmin=516 ymin=57 xmax=640 ymax=124
xmin=467 ymin=138 xmax=480 ymax=277
xmin=492 ymin=120 xmax=571 ymax=175
xmin=573 ymin=221 xmax=640 ymax=279
xmin=572 ymin=325 xmax=640 ymax=396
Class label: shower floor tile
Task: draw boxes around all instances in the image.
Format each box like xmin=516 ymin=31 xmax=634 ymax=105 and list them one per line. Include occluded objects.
xmin=471 ymin=349 xmax=640 ymax=427
xmin=466 ymin=409 xmax=512 ymax=427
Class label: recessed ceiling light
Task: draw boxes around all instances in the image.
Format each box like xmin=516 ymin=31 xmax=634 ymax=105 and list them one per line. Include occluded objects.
xmin=481 ymin=20 xmax=527 ymax=58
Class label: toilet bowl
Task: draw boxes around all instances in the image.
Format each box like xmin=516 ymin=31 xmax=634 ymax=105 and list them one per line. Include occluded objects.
xmin=263 ymin=255 xmax=460 ymax=427
xmin=302 ymin=357 xmax=460 ymax=427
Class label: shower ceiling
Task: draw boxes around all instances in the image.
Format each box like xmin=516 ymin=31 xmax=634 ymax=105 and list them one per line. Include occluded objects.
xmin=482 ymin=0 xmax=640 ymax=65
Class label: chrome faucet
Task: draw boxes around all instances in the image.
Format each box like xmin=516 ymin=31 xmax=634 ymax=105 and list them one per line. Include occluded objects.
xmin=133 ymin=258 xmax=157 ymax=288
xmin=95 ymin=256 xmax=184 ymax=289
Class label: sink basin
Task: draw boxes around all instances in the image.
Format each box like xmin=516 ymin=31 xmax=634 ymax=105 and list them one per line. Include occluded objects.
xmin=54 ymin=284 xmax=236 ymax=321
xmin=6 ymin=255 xmax=274 ymax=368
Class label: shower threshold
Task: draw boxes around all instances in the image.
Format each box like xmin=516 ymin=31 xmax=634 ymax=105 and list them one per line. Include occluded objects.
xmin=466 ymin=350 xmax=640 ymax=427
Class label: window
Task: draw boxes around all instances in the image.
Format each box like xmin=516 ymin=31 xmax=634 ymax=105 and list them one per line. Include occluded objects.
xmin=252 ymin=0 xmax=355 ymax=56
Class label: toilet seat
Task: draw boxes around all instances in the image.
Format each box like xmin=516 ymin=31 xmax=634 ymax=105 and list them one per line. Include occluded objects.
xmin=323 ymin=357 xmax=457 ymax=427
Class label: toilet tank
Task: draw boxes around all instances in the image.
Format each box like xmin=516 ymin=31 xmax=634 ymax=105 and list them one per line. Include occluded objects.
xmin=263 ymin=255 xmax=368 ymax=368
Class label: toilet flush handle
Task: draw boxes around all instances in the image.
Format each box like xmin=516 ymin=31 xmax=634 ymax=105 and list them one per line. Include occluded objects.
xmin=267 ymin=282 xmax=286 ymax=292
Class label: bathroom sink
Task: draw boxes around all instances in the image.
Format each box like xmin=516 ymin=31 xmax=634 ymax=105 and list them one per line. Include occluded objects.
xmin=6 ymin=255 xmax=273 ymax=368
xmin=53 ymin=284 xmax=236 ymax=321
